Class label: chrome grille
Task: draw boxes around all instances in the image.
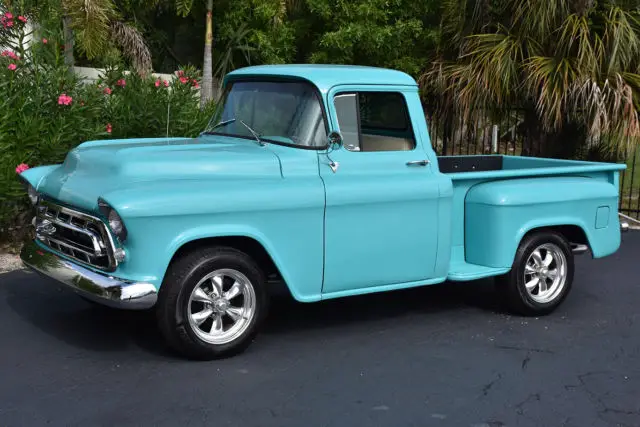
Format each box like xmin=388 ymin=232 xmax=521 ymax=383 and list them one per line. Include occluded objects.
xmin=35 ymin=200 xmax=118 ymax=271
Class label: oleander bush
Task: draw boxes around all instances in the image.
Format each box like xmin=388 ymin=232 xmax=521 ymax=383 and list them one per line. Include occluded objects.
xmin=0 ymin=10 xmax=216 ymax=243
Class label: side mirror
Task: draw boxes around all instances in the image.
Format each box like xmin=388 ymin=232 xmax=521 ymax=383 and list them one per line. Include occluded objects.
xmin=327 ymin=131 xmax=343 ymax=150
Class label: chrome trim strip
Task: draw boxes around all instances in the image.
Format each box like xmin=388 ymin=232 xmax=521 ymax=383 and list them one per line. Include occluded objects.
xmin=571 ymin=243 xmax=589 ymax=255
xmin=20 ymin=241 xmax=156 ymax=310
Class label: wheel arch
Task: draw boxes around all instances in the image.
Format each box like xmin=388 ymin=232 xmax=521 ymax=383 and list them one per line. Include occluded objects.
xmin=163 ymin=231 xmax=303 ymax=301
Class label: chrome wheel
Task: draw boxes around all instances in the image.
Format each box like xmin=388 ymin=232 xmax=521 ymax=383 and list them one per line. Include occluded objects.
xmin=523 ymin=243 xmax=567 ymax=304
xmin=187 ymin=268 xmax=256 ymax=345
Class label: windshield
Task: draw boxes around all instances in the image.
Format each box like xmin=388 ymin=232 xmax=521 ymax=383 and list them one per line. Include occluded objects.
xmin=203 ymin=81 xmax=328 ymax=148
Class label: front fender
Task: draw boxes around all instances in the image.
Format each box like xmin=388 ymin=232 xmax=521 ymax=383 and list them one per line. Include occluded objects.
xmin=98 ymin=177 xmax=326 ymax=303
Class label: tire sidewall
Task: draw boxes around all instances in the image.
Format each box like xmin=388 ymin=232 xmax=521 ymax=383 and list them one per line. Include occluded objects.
xmin=172 ymin=251 xmax=267 ymax=357
xmin=513 ymin=233 xmax=574 ymax=313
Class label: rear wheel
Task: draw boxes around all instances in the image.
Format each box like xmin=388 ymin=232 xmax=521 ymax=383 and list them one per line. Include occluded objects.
xmin=156 ymin=247 xmax=268 ymax=360
xmin=497 ymin=231 xmax=574 ymax=316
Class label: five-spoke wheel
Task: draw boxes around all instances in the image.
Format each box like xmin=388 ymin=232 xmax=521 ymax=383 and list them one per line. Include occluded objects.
xmin=157 ymin=247 xmax=268 ymax=360
xmin=497 ymin=231 xmax=574 ymax=315
xmin=187 ymin=269 xmax=256 ymax=345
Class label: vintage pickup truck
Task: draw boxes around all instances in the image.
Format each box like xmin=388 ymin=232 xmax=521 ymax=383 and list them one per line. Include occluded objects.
xmin=20 ymin=65 xmax=628 ymax=359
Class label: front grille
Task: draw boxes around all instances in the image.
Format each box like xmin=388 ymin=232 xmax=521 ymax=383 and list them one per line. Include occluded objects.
xmin=35 ymin=200 xmax=118 ymax=271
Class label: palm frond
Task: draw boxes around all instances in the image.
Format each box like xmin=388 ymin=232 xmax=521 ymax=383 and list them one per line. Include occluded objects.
xmin=175 ymin=0 xmax=193 ymax=17
xmin=63 ymin=0 xmax=116 ymax=58
xmin=110 ymin=21 xmax=152 ymax=74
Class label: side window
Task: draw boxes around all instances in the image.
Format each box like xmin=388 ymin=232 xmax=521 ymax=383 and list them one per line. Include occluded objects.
xmin=333 ymin=91 xmax=416 ymax=152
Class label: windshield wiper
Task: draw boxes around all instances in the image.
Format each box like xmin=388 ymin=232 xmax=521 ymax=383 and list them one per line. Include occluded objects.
xmin=201 ymin=118 xmax=236 ymax=135
xmin=200 ymin=118 xmax=265 ymax=146
xmin=238 ymin=119 xmax=265 ymax=146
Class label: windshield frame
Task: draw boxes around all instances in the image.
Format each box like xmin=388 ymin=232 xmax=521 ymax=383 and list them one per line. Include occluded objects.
xmin=204 ymin=76 xmax=330 ymax=151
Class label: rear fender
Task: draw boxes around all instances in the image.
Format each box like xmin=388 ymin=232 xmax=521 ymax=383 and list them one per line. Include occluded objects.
xmin=464 ymin=177 xmax=620 ymax=268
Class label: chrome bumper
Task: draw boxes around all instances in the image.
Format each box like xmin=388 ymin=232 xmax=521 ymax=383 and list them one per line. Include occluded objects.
xmin=20 ymin=241 xmax=157 ymax=310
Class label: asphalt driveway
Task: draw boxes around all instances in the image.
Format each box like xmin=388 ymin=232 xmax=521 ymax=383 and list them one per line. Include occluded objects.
xmin=1 ymin=234 xmax=639 ymax=427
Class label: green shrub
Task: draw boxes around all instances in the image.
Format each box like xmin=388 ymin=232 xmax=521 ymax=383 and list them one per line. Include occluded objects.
xmin=0 ymin=10 xmax=215 ymax=243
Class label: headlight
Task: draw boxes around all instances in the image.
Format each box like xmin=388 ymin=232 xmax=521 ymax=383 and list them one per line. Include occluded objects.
xmin=26 ymin=183 xmax=39 ymax=205
xmin=98 ymin=198 xmax=128 ymax=242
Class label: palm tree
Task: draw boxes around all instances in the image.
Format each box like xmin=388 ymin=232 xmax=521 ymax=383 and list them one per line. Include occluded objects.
xmin=421 ymin=0 xmax=640 ymax=158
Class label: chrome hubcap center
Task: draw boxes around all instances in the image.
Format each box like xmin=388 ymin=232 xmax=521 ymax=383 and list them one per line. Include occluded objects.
xmin=213 ymin=298 xmax=229 ymax=313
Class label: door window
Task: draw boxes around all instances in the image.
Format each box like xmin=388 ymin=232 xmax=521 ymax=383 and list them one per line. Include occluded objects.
xmin=333 ymin=92 xmax=416 ymax=152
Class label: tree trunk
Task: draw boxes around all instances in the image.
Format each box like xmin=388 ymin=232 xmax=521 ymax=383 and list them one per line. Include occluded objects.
xmin=62 ymin=15 xmax=74 ymax=67
xmin=200 ymin=0 xmax=214 ymax=109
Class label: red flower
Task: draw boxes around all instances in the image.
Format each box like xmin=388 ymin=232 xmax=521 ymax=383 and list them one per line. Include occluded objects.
xmin=179 ymin=76 xmax=188 ymax=84
xmin=177 ymin=70 xmax=184 ymax=77
xmin=17 ymin=16 xmax=27 ymax=23
xmin=116 ymin=79 xmax=126 ymax=87
xmin=5 ymin=13 xmax=13 ymax=19
xmin=154 ymin=79 xmax=161 ymax=87
xmin=7 ymin=63 xmax=16 ymax=71
xmin=163 ymin=80 xmax=169 ymax=87
xmin=106 ymin=123 xmax=112 ymax=134
xmin=42 ymin=38 xmax=48 ymax=44
xmin=192 ymin=79 xmax=200 ymax=89
xmin=57 ymin=93 xmax=73 ymax=106
xmin=1 ymin=50 xmax=18 ymax=60
xmin=103 ymin=87 xmax=112 ymax=95
xmin=5 ymin=20 xmax=13 ymax=28
xmin=15 ymin=163 xmax=29 ymax=174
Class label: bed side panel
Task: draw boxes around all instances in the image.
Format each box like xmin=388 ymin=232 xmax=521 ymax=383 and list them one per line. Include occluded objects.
xmin=465 ymin=177 xmax=620 ymax=268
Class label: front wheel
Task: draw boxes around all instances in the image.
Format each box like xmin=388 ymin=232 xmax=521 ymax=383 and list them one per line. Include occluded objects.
xmin=496 ymin=231 xmax=574 ymax=316
xmin=156 ymin=247 xmax=268 ymax=360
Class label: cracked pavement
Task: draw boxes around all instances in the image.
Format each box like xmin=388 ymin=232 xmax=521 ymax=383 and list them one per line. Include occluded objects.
xmin=1 ymin=233 xmax=639 ymax=426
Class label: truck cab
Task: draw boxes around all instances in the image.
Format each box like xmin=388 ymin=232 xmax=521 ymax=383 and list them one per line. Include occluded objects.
xmin=20 ymin=65 xmax=627 ymax=359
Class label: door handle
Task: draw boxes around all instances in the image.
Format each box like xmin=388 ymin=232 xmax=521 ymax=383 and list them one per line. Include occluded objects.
xmin=406 ymin=160 xmax=430 ymax=167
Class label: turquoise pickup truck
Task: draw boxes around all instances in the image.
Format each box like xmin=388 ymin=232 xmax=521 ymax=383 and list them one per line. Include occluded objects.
xmin=20 ymin=65 xmax=628 ymax=359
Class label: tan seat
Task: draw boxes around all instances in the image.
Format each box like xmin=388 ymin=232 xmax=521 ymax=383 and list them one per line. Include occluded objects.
xmin=361 ymin=133 xmax=414 ymax=152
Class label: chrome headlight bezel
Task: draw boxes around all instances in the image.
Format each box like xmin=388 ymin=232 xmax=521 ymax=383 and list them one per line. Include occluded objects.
xmin=18 ymin=175 xmax=39 ymax=205
xmin=98 ymin=198 xmax=128 ymax=242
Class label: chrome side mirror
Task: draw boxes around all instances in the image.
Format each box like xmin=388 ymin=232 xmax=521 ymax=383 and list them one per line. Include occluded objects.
xmin=327 ymin=131 xmax=343 ymax=150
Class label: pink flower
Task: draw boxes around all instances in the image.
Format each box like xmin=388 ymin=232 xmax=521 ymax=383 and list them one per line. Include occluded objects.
xmin=179 ymin=76 xmax=188 ymax=84
xmin=192 ymin=79 xmax=199 ymax=89
xmin=57 ymin=93 xmax=73 ymax=106
xmin=103 ymin=87 xmax=112 ymax=95
xmin=5 ymin=13 xmax=13 ymax=20
xmin=154 ymin=79 xmax=161 ymax=87
xmin=5 ymin=20 xmax=13 ymax=28
xmin=42 ymin=38 xmax=48 ymax=44
xmin=2 ymin=50 xmax=19 ymax=60
xmin=116 ymin=79 xmax=126 ymax=87
xmin=7 ymin=63 xmax=16 ymax=71
xmin=106 ymin=123 xmax=112 ymax=133
xmin=15 ymin=163 xmax=29 ymax=174
xmin=177 ymin=70 xmax=184 ymax=77
xmin=163 ymin=80 xmax=169 ymax=87
xmin=17 ymin=16 xmax=27 ymax=23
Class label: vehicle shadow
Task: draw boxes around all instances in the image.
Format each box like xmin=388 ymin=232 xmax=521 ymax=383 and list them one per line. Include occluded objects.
xmin=263 ymin=278 xmax=501 ymax=335
xmin=3 ymin=270 xmax=502 ymax=358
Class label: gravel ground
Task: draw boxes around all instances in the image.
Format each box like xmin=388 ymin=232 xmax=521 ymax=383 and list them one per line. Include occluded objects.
xmin=0 ymin=253 xmax=22 ymax=274
xmin=0 ymin=233 xmax=639 ymax=426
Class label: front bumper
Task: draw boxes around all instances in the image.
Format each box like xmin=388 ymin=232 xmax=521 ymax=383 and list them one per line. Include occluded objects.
xmin=20 ymin=241 xmax=157 ymax=309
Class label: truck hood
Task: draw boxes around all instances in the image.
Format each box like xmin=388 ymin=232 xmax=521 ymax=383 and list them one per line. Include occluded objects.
xmin=35 ymin=136 xmax=282 ymax=211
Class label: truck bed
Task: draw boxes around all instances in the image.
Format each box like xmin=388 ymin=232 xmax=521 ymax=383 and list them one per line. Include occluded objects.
xmin=439 ymin=155 xmax=626 ymax=282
